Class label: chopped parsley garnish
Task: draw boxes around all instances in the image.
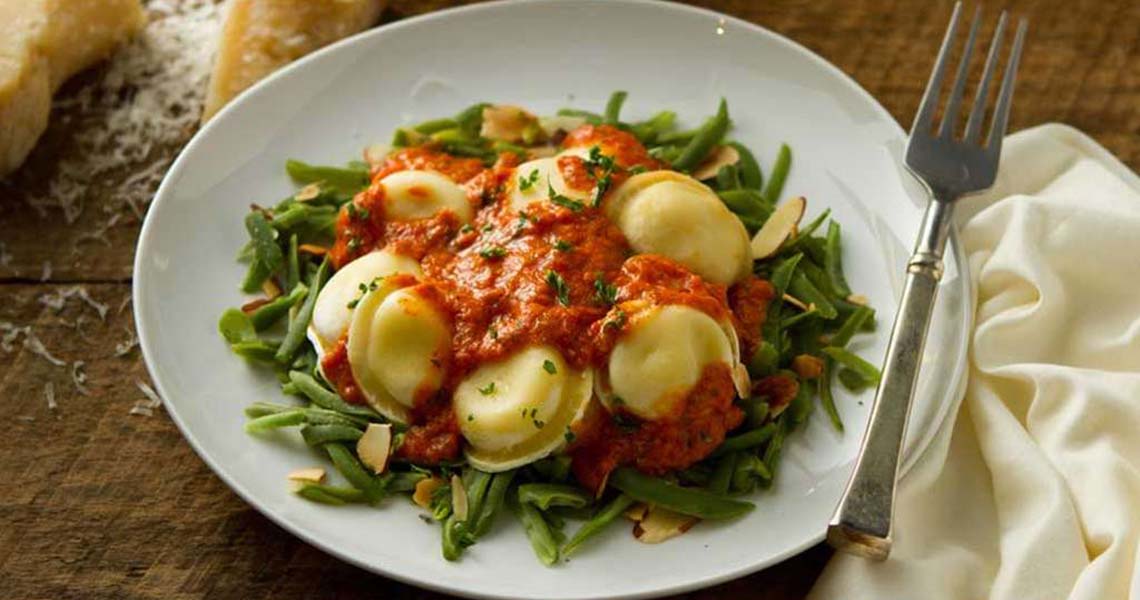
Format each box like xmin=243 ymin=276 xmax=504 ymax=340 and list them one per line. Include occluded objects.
xmin=564 ymin=428 xmax=576 ymax=443
xmin=628 ymin=164 xmax=648 ymax=175
xmin=479 ymin=245 xmax=507 ymax=260
xmin=467 ymin=413 xmax=475 ymax=422
xmin=593 ymin=273 xmax=617 ymax=306
xmin=478 ymin=382 xmax=496 ymax=395
xmin=542 ymin=359 xmax=557 ymax=374
xmin=553 ymin=239 xmax=572 ymax=252
xmin=346 ymin=237 xmax=362 ymax=252
xmin=482 ymin=223 xmax=494 ymax=232
xmin=459 ymin=223 xmax=474 ymax=234
xmin=548 ymin=180 xmax=584 ymax=212
xmin=533 ymin=419 xmax=546 ymax=429
xmin=603 ymin=308 xmax=627 ymax=332
xmin=584 ymin=145 xmax=618 ymax=206
xmin=612 ymin=412 xmax=640 ymax=433
xmin=346 ymin=203 xmax=370 ymax=220
xmin=346 ymin=277 xmax=383 ymax=309
xmin=488 ymin=325 xmax=498 ymax=339
xmin=518 ymin=169 xmax=540 ymax=191
xmin=515 ymin=210 xmax=531 ymax=235
xmin=545 ymin=270 xmax=571 ymax=306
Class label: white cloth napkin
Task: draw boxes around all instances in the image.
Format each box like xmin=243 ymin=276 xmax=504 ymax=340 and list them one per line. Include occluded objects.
xmin=810 ymin=124 xmax=1140 ymax=600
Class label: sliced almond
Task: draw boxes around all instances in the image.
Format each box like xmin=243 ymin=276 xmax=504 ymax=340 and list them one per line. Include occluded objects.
xmin=633 ymin=506 xmax=699 ymax=544
xmin=240 ymin=297 xmax=273 ymax=314
xmin=298 ymin=243 xmax=329 ymax=257
xmin=846 ymin=293 xmax=869 ymax=306
xmin=287 ymin=467 xmax=326 ymax=491
xmin=451 ymin=474 xmax=469 ymax=521
xmin=792 ymin=354 xmax=825 ymax=379
xmin=624 ymin=503 xmax=649 ymax=522
xmin=538 ymin=115 xmax=587 ymax=137
xmin=481 ymin=105 xmax=541 ymax=143
xmin=261 ymin=278 xmax=282 ymax=299
xmin=364 ymin=143 xmax=389 ymax=167
xmin=356 ymin=423 xmax=393 ymax=475
xmin=526 ymin=145 xmax=558 ymax=160
xmin=750 ymin=196 xmax=806 ymax=259
xmin=413 ymin=476 xmax=444 ymax=509
xmin=294 ymin=183 xmax=322 ymax=202
xmin=782 ymin=293 xmax=809 ymax=311
xmin=691 ymin=145 xmax=740 ymax=181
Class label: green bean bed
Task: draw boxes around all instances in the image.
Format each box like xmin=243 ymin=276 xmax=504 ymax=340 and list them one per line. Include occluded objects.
xmin=217 ymin=92 xmax=880 ymax=565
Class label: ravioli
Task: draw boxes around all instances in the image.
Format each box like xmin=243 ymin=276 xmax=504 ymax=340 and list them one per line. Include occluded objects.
xmin=605 ymin=171 xmax=751 ymax=286
xmin=307 ymin=249 xmax=422 ymax=354
xmin=454 ymin=346 xmax=593 ymax=472
xmin=378 ymin=169 xmax=473 ymax=223
xmin=601 ymin=304 xmax=747 ymax=420
xmin=347 ymin=285 xmax=450 ymax=423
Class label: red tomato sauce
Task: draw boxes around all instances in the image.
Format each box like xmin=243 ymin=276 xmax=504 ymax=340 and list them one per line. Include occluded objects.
xmin=325 ymin=127 xmax=773 ymax=474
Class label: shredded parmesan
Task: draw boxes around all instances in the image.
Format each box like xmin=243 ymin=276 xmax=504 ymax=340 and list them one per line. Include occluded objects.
xmin=130 ymin=379 xmax=163 ymax=417
xmin=38 ymin=286 xmax=110 ymax=320
xmin=45 ymin=382 xmax=58 ymax=412
xmin=1 ymin=321 xmax=67 ymax=368
xmin=114 ymin=330 xmax=138 ymax=357
xmin=40 ymin=261 xmax=52 ymax=282
xmin=71 ymin=361 xmax=91 ymax=396
xmin=117 ymin=295 xmax=133 ymax=315
xmin=27 ymin=0 xmax=222 ymax=227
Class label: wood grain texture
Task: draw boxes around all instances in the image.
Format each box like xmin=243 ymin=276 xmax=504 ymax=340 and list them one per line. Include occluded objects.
xmin=1 ymin=0 xmax=1136 ymax=598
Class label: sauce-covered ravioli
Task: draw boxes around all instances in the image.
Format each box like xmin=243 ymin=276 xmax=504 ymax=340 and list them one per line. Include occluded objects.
xmin=378 ymin=169 xmax=473 ymax=223
xmin=604 ymin=305 xmax=738 ymax=420
xmin=307 ymin=250 xmax=422 ymax=354
xmin=454 ymin=346 xmax=593 ymax=472
xmin=347 ymin=285 xmax=449 ymax=423
xmin=506 ymin=151 xmax=591 ymax=213
xmin=605 ymin=171 xmax=751 ymax=286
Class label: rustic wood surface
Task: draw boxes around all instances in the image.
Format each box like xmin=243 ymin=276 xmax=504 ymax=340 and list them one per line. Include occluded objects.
xmin=1 ymin=0 xmax=1136 ymax=598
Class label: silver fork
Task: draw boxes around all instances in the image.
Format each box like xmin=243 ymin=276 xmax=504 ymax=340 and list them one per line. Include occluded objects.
xmin=826 ymin=3 xmax=1027 ymax=560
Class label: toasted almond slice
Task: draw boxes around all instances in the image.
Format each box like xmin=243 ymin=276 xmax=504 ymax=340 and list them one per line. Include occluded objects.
xmin=287 ymin=467 xmax=326 ymax=491
xmin=846 ymin=293 xmax=869 ymax=306
xmin=481 ymin=105 xmax=540 ymax=143
xmin=526 ymin=146 xmax=558 ymax=160
xmin=294 ymin=183 xmax=322 ymax=202
xmin=782 ymin=293 xmax=809 ymax=311
xmin=792 ymin=354 xmax=825 ymax=379
xmin=624 ymin=503 xmax=649 ymax=522
xmin=298 ymin=243 xmax=329 ymax=257
xmin=691 ymin=145 xmax=740 ymax=181
xmin=633 ymin=506 xmax=699 ymax=544
xmin=364 ymin=143 xmax=389 ymax=167
xmin=356 ymin=423 xmax=393 ymax=475
xmin=451 ymin=474 xmax=469 ymax=521
xmin=413 ymin=476 xmax=444 ymax=509
xmin=241 ymin=296 xmax=273 ymax=314
xmin=261 ymin=278 xmax=282 ymax=299
xmin=750 ymin=196 xmax=806 ymax=259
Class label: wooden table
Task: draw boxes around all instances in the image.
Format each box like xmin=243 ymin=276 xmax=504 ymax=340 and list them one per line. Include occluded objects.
xmin=2 ymin=0 xmax=1136 ymax=597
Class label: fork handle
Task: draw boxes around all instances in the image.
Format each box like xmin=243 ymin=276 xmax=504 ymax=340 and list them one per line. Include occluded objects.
xmin=826 ymin=196 xmax=955 ymax=560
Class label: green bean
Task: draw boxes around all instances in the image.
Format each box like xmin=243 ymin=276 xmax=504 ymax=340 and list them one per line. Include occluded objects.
xmin=648 ymin=145 xmax=684 ymax=163
xmin=770 ymin=252 xmax=802 ymax=295
xmin=454 ymin=102 xmax=490 ymax=135
xmin=742 ymin=397 xmax=770 ymax=429
xmin=491 ymin=140 xmax=529 ymax=157
xmin=288 ymin=370 xmax=382 ymax=420
xmin=824 ymin=221 xmax=853 ymax=297
xmin=713 ymin=422 xmax=778 ymax=456
xmin=414 ymin=117 xmax=459 ymax=134
xmin=718 ymin=189 xmax=771 ymax=222
xmin=603 ymin=90 xmax=628 ymax=124
xmin=244 ymin=409 xmax=306 ymax=433
xmin=389 ymin=470 xmax=428 ymax=493
xmin=280 ymin=381 xmax=300 ymax=396
xmin=218 ymin=308 xmax=257 ymax=344
xmin=463 ymin=469 xmax=493 ymax=526
xmin=761 ymin=143 xmax=792 ymax=205
xmin=300 ymin=424 xmax=363 ymax=446
xmin=285 ymin=234 xmax=300 ymax=292
xmin=830 ymin=306 xmax=873 ymax=348
xmin=789 ymin=272 xmax=837 ymax=319
xmin=835 ymin=299 xmax=877 ymax=332
xmin=821 ymin=347 xmax=881 ymax=385
xmin=275 ymin=258 xmax=328 ymax=364
xmin=326 ymin=443 xmax=387 ymax=503
xmin=762 ymin=253 xmax=804 ymax=355
xmin=655 ymin=128 xmax=699 ymax=146
xmin=780 ymin=307 xmax=819 ymax=329
xmin=561 ymin=494 xmax=635 ymax=558
xmin=516 ymin=496 xmax=559 ymax=565
xmin=295 ymin=482 xmax=365 ymax=505
xmin=819 ymin=361 xmax=843 ymax=432
xmin=249 ymin=283 xmax=308 ymax=331
xmin=836 ymin=367 xmax=871 ymax=392
xmin=441 ymin=515 xmax=474 ymax=561
xmin=788 ymin=378 xmax=815 ymax=425
xmin=707 ymin=453 xmax=737 ymax=495
xmin=672 ymin=98 xmax=730 ymax=172
xmin=531 ymin=456 xmax=571 ymax=482
xmin=787 ymin=209 xmax=830 ymax=248
xmin=630 ymin=110 xmax=676 ymax=143
xmin=271 ymin=203 xmax=338 ymax=231
xmin=471 ymin=470 xmax=516 ymax=537
xmin=230 ymin=340 xmax=279 ymax=362
xmin=748 ymin=340 xmax=780 ymax=377
xmin=608 ymin=468 xmax=754 ymax=519
xmin=731 ymin=454 xmax=772 ymax=493
xmin=761 ymin=418 xmax=788 ymax=481
xmin=727 ymin=141 xmax=763 ymax=189
xmin=715 ymin=163 xmax=741 ymax=189
xmin=430 ymin=127 xmax=479 ymax=145
xmin=556 ymin=108 xmax=603 ymax=124
xmin=285 ymin=159 xmax=369 ymax=195
xmin=244 ymin=402 xmax=294 ymax=418
xmin=518 ymin=484 xmax=592 ymax=510
xmin=241 ymin=212 xmax=284 ymax=293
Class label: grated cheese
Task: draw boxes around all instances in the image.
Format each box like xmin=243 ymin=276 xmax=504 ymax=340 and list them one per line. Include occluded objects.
xmin=45 ymin=382 xmax=58 ymax=412
xmin=38 ymin=286 xmax=110 ymax=320
xmin=130 ymin=379 xmax=163 ymax=416
xmin=71 ymin=361 xmax=91 ymax=396
xmin=40 ymin=261 xmax=52 ymax=281
xmin=27 ymin=0 xmax=222 ymax=227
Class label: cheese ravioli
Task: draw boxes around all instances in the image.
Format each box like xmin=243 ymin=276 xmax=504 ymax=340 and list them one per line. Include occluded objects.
xmin=378 ymin=169 xmax=473 ymax=223
xmin=308 ymin=249 xmax=422 ymax=354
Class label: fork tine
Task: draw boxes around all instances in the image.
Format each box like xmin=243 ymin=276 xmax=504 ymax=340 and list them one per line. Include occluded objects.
xmin=911 ymin=2 xmax=963 ymax=135
xmin=938 ymin=5 xmax=982 ymax=139
xmin=987 ymin=18 xmax=1028 ymax=152
xmin=964 ymin=11 xmax=1008 ymax=144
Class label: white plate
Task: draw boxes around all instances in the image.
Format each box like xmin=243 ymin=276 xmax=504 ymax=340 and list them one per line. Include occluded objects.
xmin=134 ymin=1 xmax=970 ymax=598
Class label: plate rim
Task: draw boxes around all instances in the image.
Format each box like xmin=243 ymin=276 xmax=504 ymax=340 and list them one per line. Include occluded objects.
xmin=133 ymin=0 xmax=972 ymax=597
